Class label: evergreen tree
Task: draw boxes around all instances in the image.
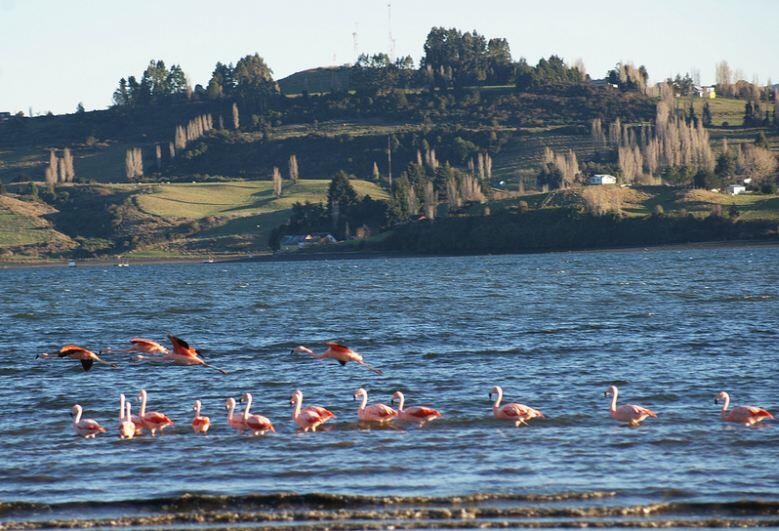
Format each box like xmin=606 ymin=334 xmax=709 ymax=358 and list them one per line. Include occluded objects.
xmin=702 ymin=101 xmax=712 ymax=126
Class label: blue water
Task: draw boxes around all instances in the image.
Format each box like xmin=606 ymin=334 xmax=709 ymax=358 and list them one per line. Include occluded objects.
xmin=1 ymin=248 xmax=777 ymax=511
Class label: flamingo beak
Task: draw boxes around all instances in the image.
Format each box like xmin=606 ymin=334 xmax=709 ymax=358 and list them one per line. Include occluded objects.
xmin=714 ymin=399 xmax=718 ymax=404
xmin=352 ymin=394 xmax=356 ymax=401
xmin=390 ymin=398 xmax=395 ymax=405
xmin=488 ymin=393 xmax=492 ymax=400
xmin=603 ymin=391 xmax=608 ymax=398
xmin=289 ymin=349 xmax=295 ymax=355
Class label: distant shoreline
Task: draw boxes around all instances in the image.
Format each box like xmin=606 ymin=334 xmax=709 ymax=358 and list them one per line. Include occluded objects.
xmin=2 ymin=238 xmax=778 ymax=270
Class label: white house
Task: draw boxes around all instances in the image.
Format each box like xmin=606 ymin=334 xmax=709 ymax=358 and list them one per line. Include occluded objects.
xmin=588 ymin=174 xmax=617 ymax=185
xmin=726 ymin=184 xmax=746 ymax=195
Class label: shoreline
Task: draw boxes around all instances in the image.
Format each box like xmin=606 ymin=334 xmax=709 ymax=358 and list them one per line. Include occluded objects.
xmin=1 ymin=238 xmax=778 ymax=270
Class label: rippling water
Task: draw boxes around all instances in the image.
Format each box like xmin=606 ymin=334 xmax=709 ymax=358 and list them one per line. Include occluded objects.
xmin=1 ymin=247 xmax=777 ymax=526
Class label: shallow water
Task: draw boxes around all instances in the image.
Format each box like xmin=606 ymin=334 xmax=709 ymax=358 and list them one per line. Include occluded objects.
xmin=1 ymin=248 xmax=777 ymax=525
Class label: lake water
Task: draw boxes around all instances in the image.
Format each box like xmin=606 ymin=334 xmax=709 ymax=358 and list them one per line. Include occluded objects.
xmin=1 ymin=247 xmax=778 ymax=527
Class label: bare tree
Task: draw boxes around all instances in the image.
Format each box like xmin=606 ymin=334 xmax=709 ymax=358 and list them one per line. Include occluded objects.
xmin=232 ymin=103 xmax=240 ymax=130
xmin=272 ymin=166 xmax=282 ymax=197
xmin=155 ymin=144 xmax=162 ymax=171
xmin=288 ymin=154 xmax=299 ymax=184
xmin=45 ymin=149 xmax=58 ymax=184
xmin=423 ymin=180 xmax=436 ymax=220
xmin=372 ymin=161 xmax=380 ymax=181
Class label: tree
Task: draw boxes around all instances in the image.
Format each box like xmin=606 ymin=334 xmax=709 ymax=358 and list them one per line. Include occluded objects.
xmin=76 ymin=102 xmax=85 ymax=113
xmin=233 ymin=53 xmax=280 ymax=104
xmin=272 ymin=167 xmax=282 ymax=197
xmin=702 ymin=101 xmax=713 ymax=126
xmin=327 ymin=171 xmax=358 ymax=224
xmin=288 ymin=154 xmax=299 ymax=183
xmin=45 ymin=149 xmax=58 ymax=184
xmin=372 ymin=161 xmax=380 ymax=181
xmin=62 ymin=148 xmax=75 ymax=182
xmin=232 ymin=103 xmax=240 ymax=129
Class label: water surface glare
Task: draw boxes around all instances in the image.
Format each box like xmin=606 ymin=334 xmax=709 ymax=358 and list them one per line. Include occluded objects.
xmin=1 ymin=248 xmax=777 ymax=518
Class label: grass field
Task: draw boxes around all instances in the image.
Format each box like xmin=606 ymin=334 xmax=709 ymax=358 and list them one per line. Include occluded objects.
xmin=0 ymin=195 xmax=73 ymax=251
xmin=127 ymin=179 xmax=388 ymax=251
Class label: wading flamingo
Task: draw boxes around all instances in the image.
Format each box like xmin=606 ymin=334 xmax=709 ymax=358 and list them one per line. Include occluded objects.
xmin=37 ymin=345 xmax=116 ymax=371
xmin=225 ymin=397 xmax=245 ymax=434
xmin=353 ymin=387 xmax=397 ymax=424
xmin=123 ymin=402 xmax=136 ymax=439
xmin=134 ymin=335 xmax=229 ymax=374
xmin=118 ymin=394 xmax=135 ymax=439
xmin=391 ymin=391 xmax=442 ymax=426
xmin=71 ymin=405 xmax=106 ymax=438
xmin=137 ymin=389 xmax=174 ymax=436
xmin=191 ymin=400 xmax=210 ymax=434
xmin=290 ymin=389 xmax=335 ymax=432
xmin=604 ymin=385 xmax=657 ymax=427
xmin=101 ymin=338 xmax=169 ymax=357
xmin=715 ymin=391 xmax=774 ymax=426
xmin=240 ymin=393 xmax=275 ymax=436
xmin=489 ymin=385 xmax=545 ymax=427
xmin=292 ymin=343 xmax=383 ymax=375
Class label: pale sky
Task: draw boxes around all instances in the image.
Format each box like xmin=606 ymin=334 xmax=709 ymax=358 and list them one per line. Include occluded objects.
xmin=1 ymin=0 xmax=777 ymax=115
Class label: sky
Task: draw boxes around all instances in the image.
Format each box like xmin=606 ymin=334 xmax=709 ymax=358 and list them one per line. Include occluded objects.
xmin=1 ymin=0 xmax=777 ymax=115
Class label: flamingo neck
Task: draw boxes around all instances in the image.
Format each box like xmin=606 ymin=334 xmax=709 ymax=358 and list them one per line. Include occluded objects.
xmin=358 ymin=392 xmax=368 ymax=414
xmin=125 ymin=402 xmax=132 ymax=421
xmin=139 ymin=393 xmax=147 ymax=417
xmin=609 ymin=388 xmax=618 ymax=413
xmin=194 ymin=403 xmax=201 ymax=418
xmin=292 ymin=396 xmax=302 ymax=419
xmin=492 ymin=389 xmax=503 ymax=410
xmin=73 ymin=408 xmax=82 ymax=424
xmin=396 ymin=394 xmax=405 ymax=412
xmin=720 ymin=394 xmax=730 ymax=417
xmin=243 ymin=396 xmax=252 ymax=421
xmin=119 ymin=395 xmax=126 ymax=421
xmin=227 ymin=402 xmax=236 ymax=421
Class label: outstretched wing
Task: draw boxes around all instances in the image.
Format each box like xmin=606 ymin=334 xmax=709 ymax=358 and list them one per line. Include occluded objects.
xmin=326 ymin=342 xmax=351 ymax=353
xmin=168 ymin=335 xmax=190 ymax=350
xmin=59 ymin=345 xmax=88 ymax=357
xmin=131 ymin=338 xmax=162 ymax=347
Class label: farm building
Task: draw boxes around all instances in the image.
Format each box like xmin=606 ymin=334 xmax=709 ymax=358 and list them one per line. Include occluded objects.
xmin=280 ymin=233 xmax=337 ymax=252
xmin=588 ymin=174 xmax=617 ymax=185
xmin=726 ymin=185 xmax=746 ymax=195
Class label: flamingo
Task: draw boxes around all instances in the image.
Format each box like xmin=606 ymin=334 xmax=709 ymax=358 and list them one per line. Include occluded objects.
xmin=240 ymin=393 xmax=275 ymax=436
xmin=604 ymin=385 xmax=657 ymax=427
xmin=135 ymin=335 xmax=228 ymax=374
xmin=101 ymin=338 xmax=169 ymax=357
xmin=71 ymin=405 xmax=106 ymax=438
xmin=292 ymin=343 xmax=383 ymax=375
xmin=290 ymin=389 xmax=336 ymax=432
xmin=118 ymin=394 xmax=135 ymax=439
xmin=489 ymin=386 xmax=545 ymax=427
xmin=37 ymin=345 xmax=117 ymax=371
xmin=225 ymin=397 xmax=246 ymax=434
xmin=191 ymin=400 xmax=210 ymax=434
xmin=123 ymin=401 xmax=136 ymax=439
xmin=137 ymin=389 xmax=174 ymax=436
xmin=391 ymin=391 xmax=442 ymax=426
xmin=353 ymin=387 xmax=397 ymax=423
xmin=715 ymin=391 xmax=773 ymax=426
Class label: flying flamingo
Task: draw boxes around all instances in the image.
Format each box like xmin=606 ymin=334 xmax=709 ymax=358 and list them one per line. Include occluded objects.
xmin=225 ymin=397 xmax=246 ymax=434
xmin=290 ymin=389 xmax=336 ymax=432
xmin=489 ymin=385 xmax=545 ymax=427
xmin=71 ymin=404 xmax=106 ymax=438
xmin=715 ymin=391 xmax=774 ymax=426
xmin=391 ymin=391 xmax=442 ymax=426
xmin=101 ymin=338 xmax=170 ymax=357
xmin=191 ymin=400 xmax=210 ymax=434
xmin=118 ymin=394 xmax=135 ymax=439
xmin=240 ymin=393 xmax=275 ymax=436
xmin=137 ymin=389 xmax=174 ymax=436
xmin=134 ymin=335 xmax=228 ymax=374
xmin=292 ymin=343 xmax=383 ymax=375
xmin=37 ymin=345 xmax=117 ymax=371
xmin=353 ymin=387 xmax=397 ymax=424
xmin=604 ymin=385 xmax=657 ymax=427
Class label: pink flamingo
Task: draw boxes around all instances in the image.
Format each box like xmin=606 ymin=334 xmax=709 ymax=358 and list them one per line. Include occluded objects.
xmin=290 ymin=389 xmax=336 ymax=432
xmin=134 ymin=335 xmax=229 ymax=374
xmin=137 ymin=389 xmax=174 ymax=436
xmin=240 ymin=393 xmax=275 ymax=436
xmin=292 ymin=343 xmax=383 ymax=375
xmin=391 ymin=391 xmax=442 ymax=426
xmin=225 ymin=397 xmax=246 ymax=434
xmin=489 ymin=385 xmax=544 ymax=427
xmin=715 ymin=391 xmax=773 ymax=426
xmin=118 ymin=394 xmax=135 ymax=439
xmin=37 ymin=345 xmax=116 ymax=371
xmin=604 ymin=385 xmax=657 ymax=427
xmin=102 ymin=338 xmax=169 ymax=356
xmin=191 ymin=400 xmax=210 ymax=434
xmin=70 ymin=404 xmax=106 ymax=438
xmin=353 ymin=387 xmax=397 ymax=424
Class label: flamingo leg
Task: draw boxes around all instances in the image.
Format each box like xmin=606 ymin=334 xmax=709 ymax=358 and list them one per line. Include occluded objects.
xmin=357 ymin=360 xmax=383 ymax=375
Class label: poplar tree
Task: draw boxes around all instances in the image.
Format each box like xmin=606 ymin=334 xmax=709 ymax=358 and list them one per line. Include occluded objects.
xmin=372 ymin=161 xmax=380 ymax=181
xmin=272 ymin=166 xmax=282 ymax=197
xmin=232 ymin=103 xmax=240 ymax=129
xmin=288 ymin=154 xmax=299 ymax=183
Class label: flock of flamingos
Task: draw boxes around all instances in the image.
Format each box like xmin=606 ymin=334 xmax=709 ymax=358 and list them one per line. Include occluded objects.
xmin=37 ymin=336 xmax=775 ymax=438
